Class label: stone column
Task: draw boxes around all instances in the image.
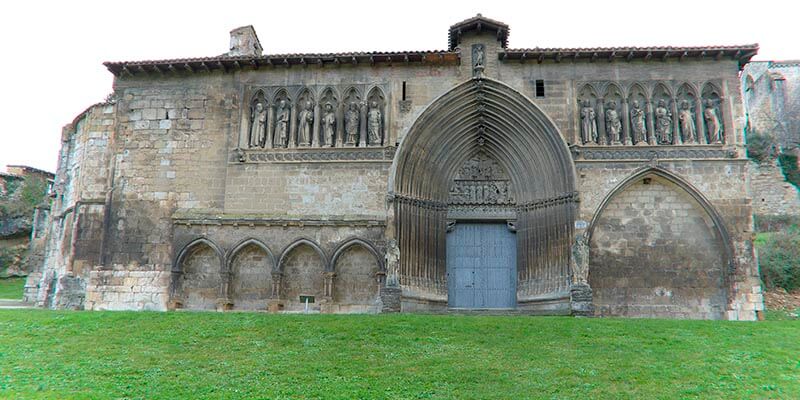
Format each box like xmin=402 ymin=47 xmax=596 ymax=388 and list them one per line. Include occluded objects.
xmin=288 ymin=104 xmax=297 ymax=148
xmin=270 ymin=271 xmax=283 ymax=299
xmin=695 ymin=99 xmax=706 ymax=144
xmin=720 ymin=95 xmax=732 ymax=144
xmin=622 ymin=99 xmax=632 ymax=146
xmin=323 ymin=271 xmax=335 ymax=300
xmin=646 ymin=100 xmax=656 ymax=145
xmin=215 ymin=269 xmax=233 ymax=311
xmin=312 ymin=102 xmax=321 ymax=148
xmin=336 ymin=102 xmax=345 ymax=147
xmin=358 ymin=102 xmax=367 ymax=147
xmin=265 ymin=103 xmax=274 ymax=149
xmin=671 ymin=98 xmax=681 ymax=145
xmin=596 ymin=98 xmax=606 ymax=145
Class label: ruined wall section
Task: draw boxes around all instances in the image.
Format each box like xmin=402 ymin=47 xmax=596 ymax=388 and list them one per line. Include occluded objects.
xmin=82 ymin=75 xmax=236 ymax=311
xmin=26 ymin=104 xmax=115 ymax=308
xmin=749 ymin=161 xmax=800 ymax=216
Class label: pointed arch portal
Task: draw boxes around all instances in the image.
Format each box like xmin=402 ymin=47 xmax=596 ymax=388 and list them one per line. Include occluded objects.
xmin=390 ymin=78 xmax=577 ymax=309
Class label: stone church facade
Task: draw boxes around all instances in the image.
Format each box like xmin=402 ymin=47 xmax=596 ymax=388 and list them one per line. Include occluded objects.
xmin=26 ymin=15 xmax=765 ymax=319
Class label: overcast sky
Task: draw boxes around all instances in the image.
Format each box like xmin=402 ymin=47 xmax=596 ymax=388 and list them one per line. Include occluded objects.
xmin=0 ymin=0 xmax=796 ymax=173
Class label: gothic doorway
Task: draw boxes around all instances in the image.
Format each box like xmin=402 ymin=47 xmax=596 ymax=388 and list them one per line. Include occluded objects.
xmin=390 ymin=78 xmax=577 ymax=312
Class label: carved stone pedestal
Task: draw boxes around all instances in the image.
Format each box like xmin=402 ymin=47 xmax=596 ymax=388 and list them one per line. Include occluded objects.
xmin=215 ymin=298 xmax=234 ymax=311
xmin=267 ymin=299 xmax=284 ymax=313
xmin=380 ymin=286 xmax=402 ymax=313
xmin=570 ymin=284 xmax=594 ymax=317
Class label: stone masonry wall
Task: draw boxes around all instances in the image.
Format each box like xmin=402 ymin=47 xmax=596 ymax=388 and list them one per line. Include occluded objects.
xmin=749 ymin=161 xmax=800 ymax=216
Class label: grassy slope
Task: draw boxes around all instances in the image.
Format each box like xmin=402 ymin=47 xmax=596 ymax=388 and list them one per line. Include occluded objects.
xmin=0 ymin=312 xmax=798 ymax=399
xmin=0 ymin=277 xmax=24 ymax=299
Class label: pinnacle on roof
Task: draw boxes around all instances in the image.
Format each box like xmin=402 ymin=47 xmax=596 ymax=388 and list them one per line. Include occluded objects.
xmin=448 ymin=14 xmax=510 ymax=51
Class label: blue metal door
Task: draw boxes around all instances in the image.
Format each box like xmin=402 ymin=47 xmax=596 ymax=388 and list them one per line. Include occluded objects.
xmin=446 ymin=223 xmax=516 ymax=308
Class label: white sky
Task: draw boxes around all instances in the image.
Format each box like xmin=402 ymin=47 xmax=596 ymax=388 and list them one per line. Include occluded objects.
xmin=0 ymin=0 xmax=797 ymax=173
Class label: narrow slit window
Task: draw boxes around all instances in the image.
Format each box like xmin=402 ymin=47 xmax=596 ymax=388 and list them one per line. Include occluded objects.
xmin=535 ymin=79 xmax=545 ymax=98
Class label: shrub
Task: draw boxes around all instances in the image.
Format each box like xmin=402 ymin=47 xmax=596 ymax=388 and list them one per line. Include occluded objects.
xmin=747 ymin=132 xmax=778 ymax=163
xmin=778 ymin=153 xmax=800 ymax=190
xmin=757 ymin=226 xmax=800 ymax=291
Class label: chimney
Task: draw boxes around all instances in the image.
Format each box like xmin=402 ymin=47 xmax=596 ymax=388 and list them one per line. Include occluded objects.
xmin=228 ymin=25 xmax=263 ymax=57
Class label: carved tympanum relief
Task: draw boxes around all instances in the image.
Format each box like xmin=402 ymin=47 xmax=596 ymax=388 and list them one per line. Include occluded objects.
xmin=448 ymin=152 xmax=515 ymax=205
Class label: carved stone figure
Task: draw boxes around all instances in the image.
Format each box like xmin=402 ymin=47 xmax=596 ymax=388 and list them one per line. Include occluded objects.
xmin=297 ymin=100 xmax=314 ymax=146
xmin=655 ymin=99 xmax=672 ymax=144
xmin=473 ymin=44 xmax=485 ymax=68
xmin=367 ymin=101 xmax=382 ymax=145
xmin=385 ymin=239 xmax=400 ymax=287
xmin=322 ymin=103 xmax=336 ymax=147
xmin=345 ymin=102 xmax=360 ymax=145
xmin=630 ymin=100 xmax=646 ymax=144
xmin=249 ymin=102 xmax=266 ymax=148
xmin=274 ymin=100 xmax=290 ymax=147
xmin=580 ymin=100 xmax=598 ymax=144
xmin=472 ymin=44 xmax=485 ymax=78
xmin=605 ymin=101 xmax=622 ymax=144
xmin=678 ymin=100 xmax=696 ymax=143
xmin=704 ymin=99 xmax=723 ymax=144
xmin=570 ymin=233 xmax=589 ymax=285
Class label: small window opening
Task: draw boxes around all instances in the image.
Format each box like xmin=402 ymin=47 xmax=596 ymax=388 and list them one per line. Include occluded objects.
xmin=402 ymin=81 xmax=407 ymax=101
xmin=535 ymin=79 xmax=545 ymax=98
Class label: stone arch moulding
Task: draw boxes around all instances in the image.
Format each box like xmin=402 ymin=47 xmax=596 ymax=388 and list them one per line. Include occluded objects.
xmin=173 ymin=237 xmax=226 ymax=274
xmin=277 ymin=238 xmax=329 ymax=272
xmin=226 ymin=238 xmax=276 ymax=272
xmin=389 ymin=77 xmax=578 ymax=302
xmin=586 ymin=165 xmax=734 ymax=265
xmin=170 ymin=237 xmax=226 ymax=306
xmin=330 ymin=238 xmax=385 ymax=273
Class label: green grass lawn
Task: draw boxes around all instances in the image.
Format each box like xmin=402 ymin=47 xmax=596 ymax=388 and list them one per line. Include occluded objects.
xmin=0 ymin=277 xmax=25 ymax=299
xmin=0 ymin=312 xmax=798 ymax=399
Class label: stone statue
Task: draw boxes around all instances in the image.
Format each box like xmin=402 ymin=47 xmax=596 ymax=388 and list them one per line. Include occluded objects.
xmin=322 ymin=103 xmax=336 ymax=147
xmin=472 ymin=44 xmax=485 ymax=78
xmin=580 ymin=100 xmax=598 ymax=144
xmin=345 ymin=101 xmax=360 ymax=145
xmin=297 ymin=100 xmax=314 ymax=146
xmin=655 ymin=99 xmax=672 ymax=144
xmin=249 ymin=102 xmax=266 ymax=148
xmin=630 ymin=100 xmax=646 ymax=144
xmin=570 ymin=233 xmax=589 ymax=285
xmin=473 ymin=44 xmax=485 ymax=68
xmin=367 ymin=101 xmax=382 ymax=145
xmin=274 ymin=100 xmax=290 ymax=147
xmin=704 ymin=99 xmax=723 ymax=144
xmin=605 ymin=100 xmax=622 ymax=144
xmin=678 ymin=100 xmax=696 ymax=143
xmin=385 ymin=239 xmax=400 ymax=287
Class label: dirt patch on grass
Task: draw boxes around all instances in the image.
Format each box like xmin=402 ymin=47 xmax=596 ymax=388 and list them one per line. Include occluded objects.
xmin=764 ymin=288 xmax=800 ymax=311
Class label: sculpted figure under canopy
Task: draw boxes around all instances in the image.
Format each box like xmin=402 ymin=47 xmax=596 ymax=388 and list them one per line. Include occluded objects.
xmin=630 ymin=100 xmax=646 ymax=144
xmin=298 ymin=100 xmax=314 ymax=146
xmin=322 ymin=103 xmax=336 ymax=147
xmin=678 ymin=100 xmax=696 ymax=143
xmin=605 ymin=100 xmax=622 ymax=144
xmin=249 ymin=102 xmax=266 ymax=148
xmin=580 ymin=100 xmax=597 ymax=144
xmin=704 ymin=99 xmax=723 ymax=144
xmin=275 ymin=100 xmax=290 ymax=147
xmin=345 ymin=102 xmax=360 ymax=145
xmin=367 ymin=101 xmax=382 ymax=145
xmin=655 ymin=99 xmax=672 ymax=144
